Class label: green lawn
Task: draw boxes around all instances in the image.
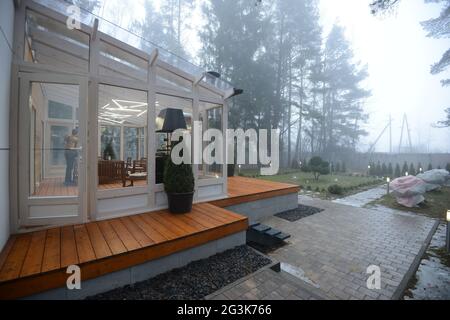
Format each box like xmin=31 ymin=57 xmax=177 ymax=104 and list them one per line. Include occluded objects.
xmin=239 ymin=169 xmax=382 ymax=198
xmin=368 ymin=187 xmax=450 ymax=220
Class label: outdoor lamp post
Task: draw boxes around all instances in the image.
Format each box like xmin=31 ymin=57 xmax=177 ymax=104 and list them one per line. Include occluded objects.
xmin=420 ymin=167 xmax=423 ymax=173
xmin=367 ymin=165 xmax=371 ymax=177
xmin=446 ymin=210 xmax=450 ymax=253
xmin=386 ymin=177 xmax=390 ymax=195
xmin=238 ymin=164 xmax=241 ymax=174
xmin=405 ymin=171 xmax=409 ymax=176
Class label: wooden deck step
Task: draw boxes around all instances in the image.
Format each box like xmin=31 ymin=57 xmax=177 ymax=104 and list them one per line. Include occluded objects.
xmin=211 ymin=176 xmax=299 ymax=207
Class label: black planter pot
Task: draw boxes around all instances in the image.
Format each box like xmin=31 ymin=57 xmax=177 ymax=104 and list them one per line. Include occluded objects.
xmin=227 ymin=164 xmax=235 ymax=177
xmin=167 ymin=191 xmax=194 ymax=214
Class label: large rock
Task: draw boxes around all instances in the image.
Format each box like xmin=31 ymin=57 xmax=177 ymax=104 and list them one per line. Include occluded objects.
xmin=416 ymin=169 xmax=450 ymax=190
xmin=390 ymin=176 xmax=427 ymax=208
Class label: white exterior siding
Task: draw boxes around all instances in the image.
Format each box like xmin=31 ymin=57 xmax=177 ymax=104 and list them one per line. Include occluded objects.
xmin=0 ymin=0 xmax=14 ymax=250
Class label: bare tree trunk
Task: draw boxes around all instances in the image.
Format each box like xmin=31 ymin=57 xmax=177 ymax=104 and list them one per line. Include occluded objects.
xmin=274 ymin=14 xmax=284 ymax=131
xmin=287 ymin=47 xmax=292 ymax=167
xmin=328 ymin=91 xmax=335 ymax=155
xmin=178 ymin=0 xmax=181 ymax=45
xmin=320 ymin=86 xmax=326 ymax=153
xmin=294 ymin=67 xmax=304 ymax=163
xmin=310 ymin=87 xmax=318 ymax=154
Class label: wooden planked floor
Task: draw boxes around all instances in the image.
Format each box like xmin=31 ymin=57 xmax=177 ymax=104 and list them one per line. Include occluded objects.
xmin=212 ymin=176 xmax=300 ymax=207
xmin=0 ymin=203 xmax=248 ymax=299
xmin=32 ymin=177 xmax=299 ymax=202
xmin=32 ymin=178 xmax=147 ymax=197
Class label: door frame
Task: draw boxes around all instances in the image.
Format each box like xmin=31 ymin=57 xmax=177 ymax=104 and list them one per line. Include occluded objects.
xmin=18 ymin=72 xmax=88 ymax=227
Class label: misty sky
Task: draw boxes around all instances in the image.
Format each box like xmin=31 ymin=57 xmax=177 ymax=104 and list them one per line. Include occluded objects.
xmin=97 ymin=0 xmax=450 ymax=153
xmin=319 ymin=0 xmax=450 ymax=153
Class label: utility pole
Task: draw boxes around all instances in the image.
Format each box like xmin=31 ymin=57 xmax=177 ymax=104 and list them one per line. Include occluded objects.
xmin=399 ymin=114 xmax=405 ymax=153
xmin=405 ymin=115 xmax=413 ymax=152
xmin=398 ymin=114 xmax=413 ymax=153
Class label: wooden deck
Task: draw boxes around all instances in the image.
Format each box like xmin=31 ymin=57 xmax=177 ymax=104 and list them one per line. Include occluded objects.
xmin=0 ymin=203 xmax=248 ymax=299
xmin=214 ymin=176 xmax=300 ymax=207
xmin=0 ymin=177 xmax=298 ymax=299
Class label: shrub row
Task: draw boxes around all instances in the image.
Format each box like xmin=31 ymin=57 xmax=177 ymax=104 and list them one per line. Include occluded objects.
xmin=367 ymin=161 xmax=450 ymax=178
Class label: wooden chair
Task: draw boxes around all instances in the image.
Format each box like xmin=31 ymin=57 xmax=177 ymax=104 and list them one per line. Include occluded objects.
xmin=98 ymin=160 xmax=126 ymax=187
xmin=132 ymin=159 xmax=147 ymax=173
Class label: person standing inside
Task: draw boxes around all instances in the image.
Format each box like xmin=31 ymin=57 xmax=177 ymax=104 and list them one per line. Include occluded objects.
xmin=64 ymin=128 xmax=79 ymax=186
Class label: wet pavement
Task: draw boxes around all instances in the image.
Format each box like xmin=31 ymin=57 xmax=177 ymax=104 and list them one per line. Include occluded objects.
xmin=403 ymin=223 xmax=450 ymax=300
xmin=332 ymin=185 xmax=388 ymax=207
xmin=266 ymin=197 xmax=436 ymax=299
xmin=332 ymin=186 xmax=450 ymax=300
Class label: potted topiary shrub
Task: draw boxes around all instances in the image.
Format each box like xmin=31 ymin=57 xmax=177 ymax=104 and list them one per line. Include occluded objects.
xmin=227 ymin=164 xmax=235 ymax=177
xmin=163 ymin=158 xmax=195 ymax=214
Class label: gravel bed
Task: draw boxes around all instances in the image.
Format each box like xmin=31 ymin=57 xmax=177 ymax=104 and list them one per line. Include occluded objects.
xmin=87 ymin=245 xmax=271 ymax=300
xmin=275 ymin=204 xmax=324 ymax=222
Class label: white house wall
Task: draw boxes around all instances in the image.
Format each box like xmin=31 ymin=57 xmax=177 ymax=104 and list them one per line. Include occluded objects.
xmin=0 ymin=0 xmax=14 ymax=250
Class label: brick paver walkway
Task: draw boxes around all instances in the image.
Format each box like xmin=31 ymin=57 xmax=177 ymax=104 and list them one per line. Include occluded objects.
xmin=207 ymin=266 xmax=330 ymax=300
xmin=265 ymin=197 xmax=437 ymax=299
xmin=212 ymin=197 xmax=437 ymax=300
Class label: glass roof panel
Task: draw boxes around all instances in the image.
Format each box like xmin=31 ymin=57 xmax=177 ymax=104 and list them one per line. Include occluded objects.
xmin=31 ymin=0 xmax=234 ymax=93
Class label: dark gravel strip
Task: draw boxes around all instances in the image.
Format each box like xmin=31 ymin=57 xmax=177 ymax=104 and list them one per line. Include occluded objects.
xmin=87 ymin=245 xmax=271 ymax=300
xmin=275 ymin=204 xmax=324 ymax=222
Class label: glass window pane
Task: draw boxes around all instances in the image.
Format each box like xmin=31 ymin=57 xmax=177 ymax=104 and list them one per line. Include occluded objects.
xmin=156 ymin=66 xmax=192 ymax=93
xmin=100 ymin=126 xmax=120 ymax=160
xmin=99 ymin=41 xmax=148 ymax=82
xmin=25 ymin=10 xmax=90 ymax=72
xmin=198 ymin=86 xmax=222 ymax=101
xmin=29 ymin=82 xmax=80 ymax=197
xmin=199 ymin=102 xmax=223 ymax=179
xmin=98 ymin=85 xmax=148 ymax=189
xmin=48 ymin=100 xmax=73 ymax=119
xmin=124 ymin=127 xmax=138 ymax=160
xmin=50 ymin=125 xmax=69 ymax=165
xmin=155 ymin=94 xmax=193 ymax=184
xmin=139 ymin=128 xmax=146 ymax=160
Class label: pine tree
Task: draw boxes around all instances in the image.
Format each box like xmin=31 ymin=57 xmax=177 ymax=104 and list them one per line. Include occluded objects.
xmin=395 ymin=163 xmax=401 ymax=177
xmin=369 ymin=162 xmax=375 ymax=176
xmin=376 ymin=162 xmax=382 ymax=176
xmin=381 ymin=163 xmax=387 ymax=176
xmin=422 ymin=0 xmax=450 ymax=126
xmin=446 ymin=163 xmax=450 ymax=172
xmin=200 ymin=0 xmax=276 ymax=133
xmin=421 ymin=0 xmax=450 ymax=88
xmin=417 ymin=162 xmax=423 ymax=174
xmin=342 ymin=162 xmax=346 ymax=173
xmin=437 ymin=108 xmax=450 ymax=127
xmin=428 ymin=163 xmax=433 ymax=171
xmin=336 ymin=162 xmax=341 ymax=173
xmin=133 ymin=0 xmax=191 ymax=58
xmin=318 ymin=25 xmax=371 ymax=154
xmin=388 ymin=163 xmax=393 ymax=177
xmin=409 ymin=163 xmax=416 ymax=176
xmin=402 ymin=162 xmax=408 ymax=175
